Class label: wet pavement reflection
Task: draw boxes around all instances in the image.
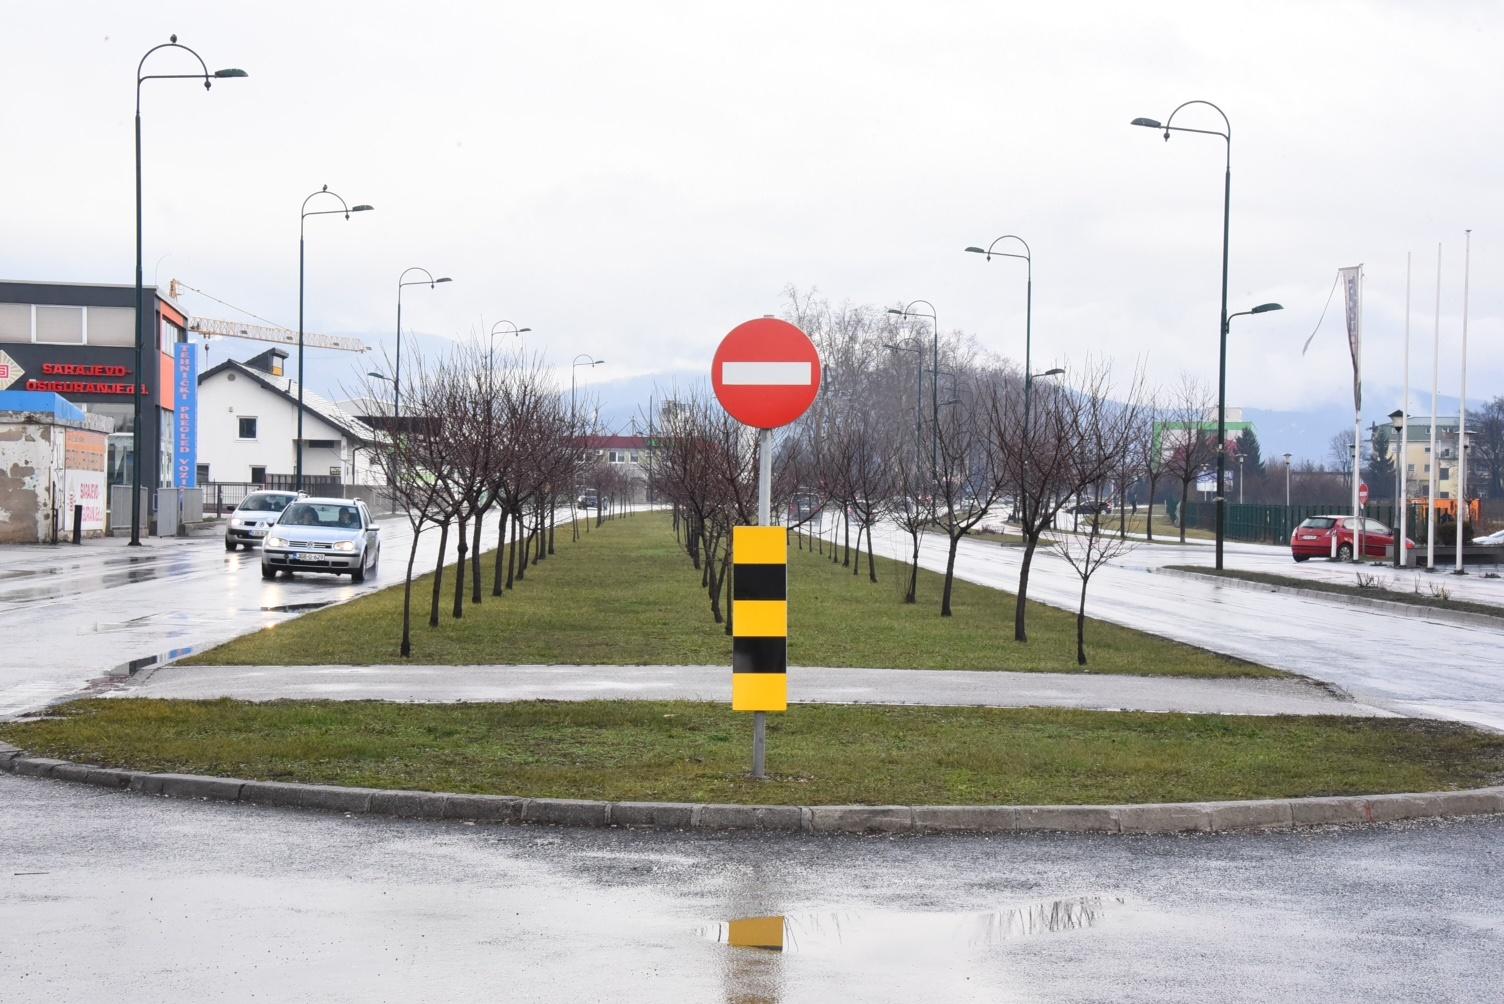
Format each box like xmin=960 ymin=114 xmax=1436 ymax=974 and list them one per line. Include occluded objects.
xmin=703 ymin=897 xmax=1108 ymax=955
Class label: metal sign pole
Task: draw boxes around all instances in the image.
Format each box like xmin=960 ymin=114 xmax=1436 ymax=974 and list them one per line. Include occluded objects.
xmin=753 ymin=426 xmax=772 ymax=779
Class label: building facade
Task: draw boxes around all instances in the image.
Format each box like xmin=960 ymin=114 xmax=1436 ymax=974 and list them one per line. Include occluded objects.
xmin=1396 ymin=416 xmax=1475 ymax=501
xmin=197 ymin=348 xmax=382 ymax=486
xmin=0 ymin=280 xmax=186 ymax=511
xmin=578 ymin=434 xmax=653 ymax=503
xmin=0 ymin=391 xmax=113 ymax=543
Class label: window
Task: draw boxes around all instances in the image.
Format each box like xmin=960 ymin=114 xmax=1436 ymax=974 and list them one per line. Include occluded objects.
xmin=196 ymin=463 xmax=210 ymax=483
xmin=630 ymin=450 xmax=640 ymax=463
xmin=34 ymin=305 xmax=85 ymax=344
xmin=0 ymin=303 xmax=30 ymax=342
xmin=329 ymin=467 xmax=342 ymax=478
xmin=238 ymin=416 xmax=258 ymax=440
xmin=608 ymin=450 xmax=625 ymax=464
xmin=1406 ymin=464 xmax=1415 ymax=475
xmin=1440 ymin=468 xmax=1450 ymax=481
xmin=250 ymin=466 xmax=267 ymax=483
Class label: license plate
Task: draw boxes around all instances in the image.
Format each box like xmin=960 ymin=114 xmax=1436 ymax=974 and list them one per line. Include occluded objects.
xmin=1301 ymin=535 xmax=1316 ymax=540
xmin=297 ymin=552 xmax=325 ymax=562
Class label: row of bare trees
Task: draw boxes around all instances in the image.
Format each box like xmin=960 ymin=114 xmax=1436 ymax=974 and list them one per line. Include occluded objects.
xmin=362 ymin=343 xmax=617 ymax=657
xmin=646 ymin=290 xmax=1233 ymax=664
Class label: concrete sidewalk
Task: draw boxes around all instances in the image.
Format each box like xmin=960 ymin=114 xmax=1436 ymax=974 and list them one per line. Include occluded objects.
xmin=117 ymin=663 xmax=1395 ymax=718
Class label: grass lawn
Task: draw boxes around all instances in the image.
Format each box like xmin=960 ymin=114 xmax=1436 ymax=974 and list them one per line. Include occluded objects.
xmin=182 ymin=513 xmax=1278 ymax=678
xmin=5 ymin=698 xmax=1500 ymax=805
xmin=1169 ymin=566 xmax=1504 ymax=621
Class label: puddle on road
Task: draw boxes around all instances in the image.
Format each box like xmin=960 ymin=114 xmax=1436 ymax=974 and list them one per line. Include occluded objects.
xmin=701 ymin=897 xmax=1110 ymax=955
xmin=260 ymin=601 xmax=334 ymax=613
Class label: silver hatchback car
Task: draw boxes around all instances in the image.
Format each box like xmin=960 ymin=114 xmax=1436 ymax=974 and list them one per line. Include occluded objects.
xmin=261 ymin=497 xmax=381 ymax=582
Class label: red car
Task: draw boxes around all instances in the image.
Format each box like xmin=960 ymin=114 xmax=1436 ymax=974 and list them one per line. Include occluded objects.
xmin=1289 ymin=515 xmax=1416 ymax=562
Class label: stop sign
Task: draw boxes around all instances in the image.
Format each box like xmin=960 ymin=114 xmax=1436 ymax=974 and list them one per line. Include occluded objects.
xmin=711 ymin=318 xmax=821 ymax=429
xmin=1358 ymin=482 xmax=1370 ymax=506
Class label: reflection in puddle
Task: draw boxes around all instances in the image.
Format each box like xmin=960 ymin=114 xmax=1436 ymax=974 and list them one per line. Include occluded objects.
xmin=702 ymin=897 xmax=1108 ymax=955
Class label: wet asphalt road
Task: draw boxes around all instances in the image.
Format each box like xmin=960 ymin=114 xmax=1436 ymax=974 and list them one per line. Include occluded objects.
xmin=866 ymin=522 xmax=1504 ymax=731
xmin=0 ymin=510 xmax=517 ymax=719
xmin=3 ymin=772 xmax=1501 ymax=1004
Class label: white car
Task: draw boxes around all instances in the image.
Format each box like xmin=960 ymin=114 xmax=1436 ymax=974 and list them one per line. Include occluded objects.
xmin=1473 ymin=529 xmax=1504 ymax=547
xmin=225 ymin=491 xmax=301 ymax=551
xmin=261 ymin=497 xmax=381 ymax=583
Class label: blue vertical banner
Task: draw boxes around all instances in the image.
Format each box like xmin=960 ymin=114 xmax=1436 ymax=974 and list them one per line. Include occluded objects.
xmin=173 ymin=342 xmax=198 ymax=487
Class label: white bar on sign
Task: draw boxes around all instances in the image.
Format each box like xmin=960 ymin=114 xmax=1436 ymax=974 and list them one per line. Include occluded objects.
xmin=721 ymin=361 xmax=811 ymax=386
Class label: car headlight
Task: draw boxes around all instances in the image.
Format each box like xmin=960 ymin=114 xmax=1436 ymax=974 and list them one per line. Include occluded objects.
xmin=334 ymin=540 xmax=356 ymax=552
xmin=231 ymin=517 xmax=244 ymax=527
xmin=265 ymin=536 xmax=286 ymax=549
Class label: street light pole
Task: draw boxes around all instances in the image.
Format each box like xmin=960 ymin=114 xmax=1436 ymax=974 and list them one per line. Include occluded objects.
xmin=882 ymin=338 xmax=924 ymax=466
xmin=886 ymin=301 xmax=938 ymax=473
xmin=964 ymin=234 xmax=1034 ymax=427
xmin=396 ymin=269 xmax=452 ymax=429
xmin=1283 ymin=452 xmax=1292 ymax=507
xmin=297 ymin=187 xmax=373 ymax=491
xmin=571 ymin=354 xmax=604 ymax=541
xmin=1132 ymin=100 xmax=1233 ymax=569
xmin=132 ymin=36 xmax=246 ymax=545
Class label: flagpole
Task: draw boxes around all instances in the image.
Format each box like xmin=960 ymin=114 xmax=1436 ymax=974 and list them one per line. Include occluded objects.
xmin=1398 ymin=252 xmax=1410 ymax=567
xmin=1456 ymin=229 xmax=1471 ymax=573
xmin=1427 ymin=243 xmax=1441 ymax=570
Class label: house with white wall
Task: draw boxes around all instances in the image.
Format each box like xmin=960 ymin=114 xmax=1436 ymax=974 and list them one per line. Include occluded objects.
xmin=196 ymin=348 xmax=382 ymax=486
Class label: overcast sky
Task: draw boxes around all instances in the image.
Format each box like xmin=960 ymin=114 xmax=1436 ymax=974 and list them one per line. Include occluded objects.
xmin=3 ymin=1 xmax=1499 ymax=417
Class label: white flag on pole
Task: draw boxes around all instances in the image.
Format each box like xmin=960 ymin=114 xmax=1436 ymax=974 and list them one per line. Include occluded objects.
xmin=1339 ymin=265 xmax=1362 ymax=411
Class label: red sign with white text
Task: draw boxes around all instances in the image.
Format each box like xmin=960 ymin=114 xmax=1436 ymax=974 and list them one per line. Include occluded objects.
xmin=711 ymin=318 xmax=821 ymax=429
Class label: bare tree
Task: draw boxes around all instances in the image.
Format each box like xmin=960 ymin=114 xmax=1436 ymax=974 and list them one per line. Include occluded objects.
xmin=1056 ymin=505 xmax=1136 ymax=666
xmin=1160 ymin=375 xmax=1217 ymax=544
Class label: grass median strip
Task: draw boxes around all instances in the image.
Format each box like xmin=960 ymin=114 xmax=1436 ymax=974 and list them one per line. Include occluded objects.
xmin=5 ymin=698 xmax=1500 ymax=805
xmin=183 ymin=514 xmax=1277 ymax=678
xmin=1169 ymin=566 xmax=1504 ymax=621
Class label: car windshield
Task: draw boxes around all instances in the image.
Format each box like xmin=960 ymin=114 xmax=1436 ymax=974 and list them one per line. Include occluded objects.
xmin=1299 ymin=517 xmax=1337 ymax=529
xmin=279 ymin=502 xmax=363 ymax=529
xmin=238 ymin=493 xmax=297 ymax=513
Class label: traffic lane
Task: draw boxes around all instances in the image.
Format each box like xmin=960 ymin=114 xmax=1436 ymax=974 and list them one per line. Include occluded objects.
xmin=3 ymin=774 xmax=1500 ymax=1003
xmin=0 ymin=510 xmax=519 ymax=719
xmin=871 ymin=526 xmax=1504 ymax=729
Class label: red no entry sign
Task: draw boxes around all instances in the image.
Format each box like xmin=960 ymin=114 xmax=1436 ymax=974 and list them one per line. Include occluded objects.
xmin=711 ymin=318 xmax=821 ymax=429
xmin=1358 ymin=482 xmax=1369 ymax=506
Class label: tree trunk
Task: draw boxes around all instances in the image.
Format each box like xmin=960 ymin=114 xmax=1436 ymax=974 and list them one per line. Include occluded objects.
xmin=506 ymin=510 xmax=519 ymax=590
xmin=548 ymin=494 xmax=556 ymax=555
xmin=1146 ymin=475 xmax=1158 ymax=540
xmin=535 ymin=501 xmax=547 ymax=561
xmin=707 ymin=543 xmax=726 ymax=624
xmin=866 ymin=522 xmax=878 ymax=583
xmin=452 ymin=515 xmax=468 ymax=619
xmin=401 ymin=526 xmax=420 ymax=656
xmin=843 ymin=511 xmax=850 ymax=566
xmin=1179 ymin=479 xmax=1190 ymax=543
xmin=905 ymin=528 xmax=920 ymax=604
xmin=1013 ymin=534 xmax=1040 ymax=642
xmin=429 ymin=520 xmax=449 ymax=628
xmin=722 ymin=543 xmax=734 ymax=637
xmin=493 ymin=509 xmax=507 ymax=597
xmin=1076 ymin=575 xmax=1089 ymax=666
xmin=940 ymin=532 xmax=961 ymax=617
xmin=470 ymin=510 xmax=485 ymax=604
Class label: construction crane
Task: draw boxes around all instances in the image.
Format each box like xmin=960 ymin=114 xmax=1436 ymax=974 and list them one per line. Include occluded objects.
xmin=169 ymin=279 xmax=369 ymax=353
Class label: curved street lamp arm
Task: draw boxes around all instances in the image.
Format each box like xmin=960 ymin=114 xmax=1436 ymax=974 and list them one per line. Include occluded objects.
xmin=302 ymin=185 xmax=353 ymax=219
xmin=1164 ymin=99 xmax=1231 ymax=141
xmin=983 ymin=234 xmax=1031 ymax=262
xmin=399 ymin=266 xmax=437 ymax=288
xmin=137 ymin=37 xmax=212 ymax=110
xmin=897 ymin=298 xmax=937 ymax=322
xmin=489 ymin=320 xmax=526 ymax=337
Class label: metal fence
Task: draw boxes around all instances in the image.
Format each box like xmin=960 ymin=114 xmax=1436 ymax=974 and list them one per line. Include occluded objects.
xmin=203 ymin=476 xmax=343 ymax=513
xmin=1168 ymin=500 xmax=1423 ymax=545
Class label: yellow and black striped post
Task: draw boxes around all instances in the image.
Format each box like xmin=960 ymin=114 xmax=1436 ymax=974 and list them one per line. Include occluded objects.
xmin=732 ymin=525 xmax=787 ymax=713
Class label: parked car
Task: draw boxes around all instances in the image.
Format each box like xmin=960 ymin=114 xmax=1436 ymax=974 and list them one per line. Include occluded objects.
xmin=1289 ymin=515 xmax=1415 ymax=562
xmin=1473 ymin=528 xmax=1504 ymax=547
xmin=261 ymin=498 xmax=381 ymax=582
xmin=225 ymin=490 xmax=302 ymax=551
xmin=1070 ymin=498 xmax=1112 ymax=515
xmin=576 ymin=490 xmax=600 ymax=510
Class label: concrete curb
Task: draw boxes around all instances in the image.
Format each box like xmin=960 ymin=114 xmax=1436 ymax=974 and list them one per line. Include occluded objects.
xmin=3 ymin=744 xmax=1500 ymax=835
xmin=1158 ymin=567 xmax=1504 ymax=630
